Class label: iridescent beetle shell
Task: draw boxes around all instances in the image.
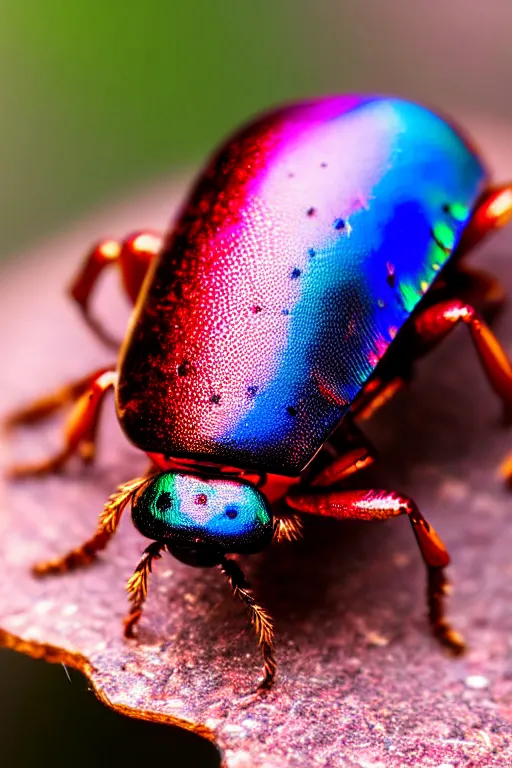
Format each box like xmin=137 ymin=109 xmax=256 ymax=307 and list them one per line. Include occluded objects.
xmin=117 ymin=96 xmax=488 ymax=475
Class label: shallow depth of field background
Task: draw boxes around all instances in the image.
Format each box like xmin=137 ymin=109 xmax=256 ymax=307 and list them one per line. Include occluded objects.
xmin=0 ymin=2 xmax=511 ymax=765
xmin=1 ymin=1 xmax=512 ymax=258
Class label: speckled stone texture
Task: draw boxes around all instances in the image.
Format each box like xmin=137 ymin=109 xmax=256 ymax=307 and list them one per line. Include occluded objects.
xmin=1 ymin=116 xmax=512 ymax=768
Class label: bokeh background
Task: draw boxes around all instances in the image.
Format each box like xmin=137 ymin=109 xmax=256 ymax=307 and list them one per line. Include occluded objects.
xmin=1 ymin=0 xmax=512 ymax=259
xmin=1 ymin=2 xmax=511 ymax=765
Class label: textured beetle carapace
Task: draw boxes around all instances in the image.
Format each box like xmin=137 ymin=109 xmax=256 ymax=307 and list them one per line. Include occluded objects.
xmin=6 ymin=95 xmax=512 ymax=689
xmin=117 ymin=96 xmax=488 ymax=475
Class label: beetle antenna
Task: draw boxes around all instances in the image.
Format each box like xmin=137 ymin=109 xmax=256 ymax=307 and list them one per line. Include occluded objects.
xmin=124 ymin=541 xmax=166 ymax=637
xmin=219 ymin=556 xmax=276 ymax=689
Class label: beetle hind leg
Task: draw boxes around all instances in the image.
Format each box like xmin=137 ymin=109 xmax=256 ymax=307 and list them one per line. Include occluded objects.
xmin=287 ymin=488 xmax=465 ymax=654
xmin=70 ymin=231 xmax=162 ymax=347
xmin=219 ymin=556 xmax=276 ymax=690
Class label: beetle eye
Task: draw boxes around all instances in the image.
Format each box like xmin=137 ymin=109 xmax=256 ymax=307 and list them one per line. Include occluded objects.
xmin=155 ymin=491 xmax=173 ymax=512
xmin=225 ymin=507 xmax=238 ymax=520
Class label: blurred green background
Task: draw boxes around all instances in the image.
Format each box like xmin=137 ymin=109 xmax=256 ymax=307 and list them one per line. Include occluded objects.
xmin=1 ymin=2 xmax=511 ymax=765
xmin=1 ymin=0 xmax=511 ymax=258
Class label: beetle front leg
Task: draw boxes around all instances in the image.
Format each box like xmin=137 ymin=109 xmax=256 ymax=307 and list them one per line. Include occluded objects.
xmin=7 ymin=370 xmax=117 ymax=477
xmin=33 ymin=475 xmax=150 ymax=575
xmin=70 ymin=231 xmax=162 ymax=346
xmin=286 ymin=488 xmax=465 ymax=653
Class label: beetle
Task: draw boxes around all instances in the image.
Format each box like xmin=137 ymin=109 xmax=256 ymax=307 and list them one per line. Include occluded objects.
xmin=6 ymin=95 xmax=512 ymax=689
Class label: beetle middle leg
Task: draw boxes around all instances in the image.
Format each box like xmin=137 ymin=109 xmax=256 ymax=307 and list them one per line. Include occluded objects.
xmin=414 ymin=298 xmax=512 ymax=420
xmin=6 ymin=370 xmax=117 ymax=477
xmin=307 ymin=419 xmax=379 ymax=489
xmin=4 ymin=366 xmax=115 ymax=430
xmin=286 ymin=488 xmax=464 ymax=653
xmin=450 ymin=263 xmax=507 ymax=321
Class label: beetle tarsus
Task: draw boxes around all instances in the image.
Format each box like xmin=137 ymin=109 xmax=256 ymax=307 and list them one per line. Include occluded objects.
xmin=427 ymin=566 xmax=466 ymax=655
xmin=32 ymin=528 xmax=112 ymax=576
xmin=219 ymin=556 xmax=276 ymax=690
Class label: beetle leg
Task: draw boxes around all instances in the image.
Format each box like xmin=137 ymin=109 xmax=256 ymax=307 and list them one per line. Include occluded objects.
xmin=350 ymin=376 xmax=405 ymax=422
xmin=3 ymin=367 xmax=114 ymax=430
xmin=6 ymin=370 xmax=117 ymax=477
xmin=456 ymin=183 xmax=512 ymax=256
xmin=286 ymin=488 xmax=465 ymax=654
xmin=312 ymin=442 xmax=376 ymax=488
xmin=33 ymin=475 xmax=151 ymax=575
xmin=414 ymin=299 xmax=512 ymax=420
xmin=70 ymin=231 xmax=162 ymax=347
xmin=219 ymin=556 xmax=276 ymax=690
xmin=124 ymin=541 xmax=166 ymax=637
xmin=309 ymin=420 xmax=377 ymax=488
xmin=450 ymin=264 xmax=507 ymax=321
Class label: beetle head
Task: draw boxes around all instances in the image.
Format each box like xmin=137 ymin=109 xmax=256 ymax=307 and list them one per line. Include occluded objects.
xmin=131 ymin=471 xmax=273 ymax=566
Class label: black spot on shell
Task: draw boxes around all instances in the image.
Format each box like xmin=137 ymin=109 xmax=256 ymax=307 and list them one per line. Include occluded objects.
xmin=251 ymin=305 xmax=262 ymax=314
xmin=306 ymin=207 xmax=316 ymax=217
xmin=308 ymin=248 xmax=316 ymax=257
xmin=386 ymin=262 xmax=396 ymax=288
xmin=334 ymin=218 xmax=345 ymax=230
xmin=210 ymin=394 xmax=221 ymax=404
xmin=442 ymin=203 xmax=451 ymax=214
xmin=225 ymin=507 xmax=238 ymax=519
xmin=286 ymin=406 xmax=298 ymax=416
xmin=177 ymin=360 xmax=191 ymax=377
xmin=291 ymin=268 xmax=302 ymax=279
xmin=156 ymin=492 xmax=173 ymax=512
xmin=247 ymin=385 xmax=258 ymax=397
